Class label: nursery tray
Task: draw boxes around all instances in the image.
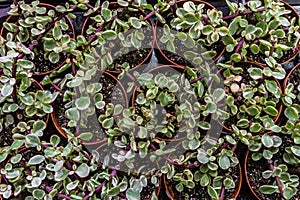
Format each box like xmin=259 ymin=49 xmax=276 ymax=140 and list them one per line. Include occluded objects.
xmin=0 ymin=1 xmax=299 ymax=200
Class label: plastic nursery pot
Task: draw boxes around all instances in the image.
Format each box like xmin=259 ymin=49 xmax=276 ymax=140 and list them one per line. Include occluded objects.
xmin=155 ymin=0 xmax=225 ymax=67
xmin=283 ymin=62 xmax=300 ymax=93
xmin=244 ymin=150 xmax=262 ymax=200
xmin=219 ymin=61 xmax=283 ymax=133
xmin=240 ymin=1 xmax=300 ymax=65
xmin=131 ymin=65 xmax=195 ymax=142
xmin=81 ymin=2 xmax=155 ymax=74
xmin=0 ymin=3 xmax=76 ymax=77
xmin=163 ymin=152 xmax=243 ymax=200
xmin=51 ymin=71 xmax=128 ymax=145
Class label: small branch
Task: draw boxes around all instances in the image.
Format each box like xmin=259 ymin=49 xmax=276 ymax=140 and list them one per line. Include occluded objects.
xmin=44 ymin=185 xmax=71 ymax=200
xmin=223 ymin=7 xmax=265 ymax=20
xmin=125 ymin=72 xmax=140 ymax=87
xmin=185 ymin=163 xmax=197 ymax=169
xmin=1 ymin=174 xmax=9 ymax=184
xmin=87 ymin=16 xmax=118 ymax=46
xmin=202 ymin=16 xmax=209 ymax=25
xmin=235 ymin=38 xmax=245 ymax=53
xmin=190 ymin=76 xmax=203 ymax=84
xmin=143 ymin=8 xmax=158 ymax=21
xmin=50 ymin=81 xmax=64 ymax=94
xmin=83 ymin=170 xmax=117 ymax=200
xmin=164 ymin=156 xmax=180 ymax=166
xmin=219 ymin=186 xmax=225 ymax=200
xmin=269 ymin=42 xmax=275 ymax=57
xmin=212 ymin=143 xmax=228 ymax=156
xmin=71 ymin=56 xmax=76 ymax=76
xmin=268 ymin=161 xmax=284 ymax=197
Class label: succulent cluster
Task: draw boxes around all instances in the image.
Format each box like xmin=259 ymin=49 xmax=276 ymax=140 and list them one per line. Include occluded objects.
xmin=0 ymin=0 xmax=300 ymax=200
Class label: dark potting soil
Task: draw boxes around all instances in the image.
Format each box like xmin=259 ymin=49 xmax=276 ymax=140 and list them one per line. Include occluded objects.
xmin=287 ymin=65 xmax=300 ymax=105
xmin=141 ymin=180 xmax=159 ymax=200
xmin=246 ymin=134 xmax=300 ymax=200
xmin=29 ymin=44 xmax=65 ymax=75
xmin=166 ymin=163 xmax=240 ymax=200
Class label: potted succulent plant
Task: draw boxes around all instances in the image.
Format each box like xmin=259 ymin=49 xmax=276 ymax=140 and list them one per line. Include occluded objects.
xmin=162 ymin=137 xmax=242 ymax=200
xmin=0 ymin=72 xmax=56 ymax=147
xmin=81 ymin=0 xmax=155 ymax=73
xmin=0 ymin=133 xmax=161 ymax=200
xmin=50 ymin=63 xmax=128 ymax=145
xmin=245 ymin=133 xmax=300 ymax=200
xmin=223 ymin=0 xmax=300 ymax=65
xmin=155 ymin=0 xmax=228 ymax=67
xmin=0 ymin=0 xmax=77 ymax=76
xmin=216 ymin=61 xmax=282 ymax=137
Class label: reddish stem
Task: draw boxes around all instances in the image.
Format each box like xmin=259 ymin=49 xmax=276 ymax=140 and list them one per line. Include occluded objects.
xmin=83 ymin=170 xmax=117 ymax=200
xmin=190 ymin=76 xmax=203 ymax=84
xmin=87 ymin=16 xmax=118 ymax=46
xmin=143 ymin=8 xmax=158 ymax=21
xmin=212 ymin=143 xmax=228 ymax=156
xmin=50 ymin=81 xmax=64 ymax=94
xmin=44 ymin=185 xmax=71 ymax=200
xmin=219 ymin=186 xmax=225 ymax=200
xmin=235 ymin=38 xmax=245 ymax=53
xmin=185 ymin=163 xmax=197 ymax=169
xmin=223 ymin=7 xmax=265 ymax=20
xmin=202 ymin=16 xmax=209 ymax=25
xmin=1 ymin=174 xmax=9 ymax=184
xmin=269 ymin=161 xmax=284 ymax=197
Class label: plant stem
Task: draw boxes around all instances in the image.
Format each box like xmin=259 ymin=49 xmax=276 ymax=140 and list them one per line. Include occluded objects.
xmin=1 ymin=174 xmax=9 ymax=184
xmin=118 ymin=193 xmax=127 ymax=199
xmin=219 ymin=185 xmax=225 ymax=200
xmin=50 ymin=81 xmax=64 ymax=94
xmin=87 ymin=16 xmax=118 ymax=46
xmin=143 ymin=8 xmax=158 ymax=21
xmin=71 ymin=56 xmax=76 ymax=76
xmin=44 ymin=185 xmax=71 ymax=200
xmin=268 ymin=161 xmax=284 ymax=197
xmin=222 ymin=7 xmax=265 ymax=20
xmin=164 ymin=156 xmax=180 ymax=166
xmin=235 ymin=38 xmax=245 ymax=53
xmin=185 ymin=163 xmax=197 ymax=169
xmin=269 ymin=41 xmax=275 ymax=57
xmin=190 ymin=76 xmax=203 ymax=84
xmin=202 ymin=16 xmax=209 ymax=25
xmin=212 ymin=143 xmax=228 ymax=156
xmin=126 ymin=72 xmax=140 ymax=87
xmin=83 ymin=169 xmax=117 ymax=200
